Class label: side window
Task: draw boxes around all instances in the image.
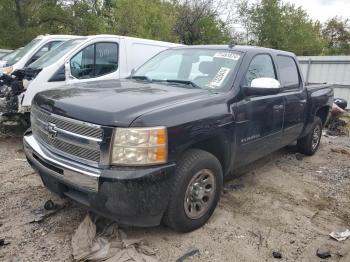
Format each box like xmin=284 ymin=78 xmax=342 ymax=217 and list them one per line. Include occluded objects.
xmin=70 ymin=45 xmax=95 ymax=79
xmin=50 ymin=41 xmax=62 ymax=50
xmin=27 ymin=41 xmax=63 ymax=66
xmin=95 ymin=43 xmax=118 ymax=76
xmin=244 ymin=54 xmax=276 ymax=87
xmin=35 ymin=43 xmax=51 ymax=58
xmin=70 ymin=43 xmax=119 ymax=79
xmin=277 ymin=55 xmax=300 ymax=90
xmin=35 ymin=41 xmax=62 ymax=59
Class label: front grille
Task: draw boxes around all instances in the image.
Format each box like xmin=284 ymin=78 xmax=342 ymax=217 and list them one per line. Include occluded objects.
xmin=31 ymin=106 xmax=103 ymax=163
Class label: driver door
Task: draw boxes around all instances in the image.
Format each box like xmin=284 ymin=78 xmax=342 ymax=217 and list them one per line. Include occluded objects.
xmin=234 ymin=54 xmax=285 ymax=167
xmin=67 ymin=41 xmax=119 ymax=85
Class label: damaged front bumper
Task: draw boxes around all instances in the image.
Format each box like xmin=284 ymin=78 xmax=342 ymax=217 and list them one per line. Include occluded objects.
xmin=23 ymin=133 xmax=176 ymax=227
xmin=0 ymin=74 xmax=22 ymax=119
xmin=0 ymin=93 xmax=18 ymax=113
xmin=0 ymin=90 xmax=28 ymax=126
xmin=0 ymin=68 xmax=39 ymax=120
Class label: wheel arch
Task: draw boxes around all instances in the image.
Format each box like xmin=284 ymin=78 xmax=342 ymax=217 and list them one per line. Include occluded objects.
xmin=184 ymin=135 xmax=231 ymax=176
xmin=315 ymin=105 xmax=331 ymax=126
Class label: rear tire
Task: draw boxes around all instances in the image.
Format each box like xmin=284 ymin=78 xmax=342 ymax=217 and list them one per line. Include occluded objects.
xmin=163 ymin=149 xmax=223 ymax=232
xmin=297 ymin=117 xmax=322 ymax=155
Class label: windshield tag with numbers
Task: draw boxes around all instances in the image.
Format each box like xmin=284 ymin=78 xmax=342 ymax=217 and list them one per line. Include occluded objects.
xmin=208 ymin=67 xmax=231 ymax=88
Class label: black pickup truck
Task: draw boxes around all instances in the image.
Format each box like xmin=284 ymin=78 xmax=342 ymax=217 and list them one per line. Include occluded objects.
xmin=24 ymin=46 xmax=333 ymax=232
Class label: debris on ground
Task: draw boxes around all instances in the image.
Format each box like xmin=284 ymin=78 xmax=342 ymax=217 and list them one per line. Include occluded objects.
xmin=223 ymin=183 xmax=245 ymax=193
xmin=316 ymin=248 xmax=331 ymax=259
xmin=334 ymin=98 xmax=348 ymax=110
xmin=326 ymin=103 xmax=350 ymax=136
xmin=0 ymin=238 xmax=10 ymax=247
xmin=329 ymin=229 xmax=350 ymax=242
xmin=72 ymin=214 xmax=158 ymax=262
xmin=295 ymin=153 xmax=304 ymax=161
xmin=331 ymin=103 xmax=345 ymax=117
xmin=331 ymin=147 xmax=350 ymax=156
xmin=327 ymin=117 xmax=349 ymax=136
xmin=29 ymin=201 xmax=65 ymax=223
xmin=176 ymin=248 xmax=200 ymax=262
xmin=2 ymin=135 xmax=350 ymax=261
xmin=44 ymin=200 xmax=58 ymax=211
xmin=272 ymin=251 xmax=282 ymax=259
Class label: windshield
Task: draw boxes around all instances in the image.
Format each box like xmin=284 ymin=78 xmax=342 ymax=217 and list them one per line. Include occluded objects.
xmin=6 ymin=38 xmax=42 ymax=66
xmin=29 ymin=38 xmax=86 ymax=69
xmin=133 ymin=48 xmax=241 ymax=90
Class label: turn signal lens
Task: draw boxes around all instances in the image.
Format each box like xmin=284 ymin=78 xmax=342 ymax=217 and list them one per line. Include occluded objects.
xmin=111 ymin=127 xmax=167 ymax=166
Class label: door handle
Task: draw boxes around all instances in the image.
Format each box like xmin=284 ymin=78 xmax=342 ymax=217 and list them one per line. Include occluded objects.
xmin=273 ymin=105 xmax=284 ymax=110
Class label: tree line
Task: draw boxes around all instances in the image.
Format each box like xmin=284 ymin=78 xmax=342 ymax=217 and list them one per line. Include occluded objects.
xmin=0 ymin=0 xmax=349 ymax=56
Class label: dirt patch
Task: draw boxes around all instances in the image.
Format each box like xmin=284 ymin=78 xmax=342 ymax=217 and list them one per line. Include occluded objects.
xmin=0 ymin=135 xmax=350 ymax=261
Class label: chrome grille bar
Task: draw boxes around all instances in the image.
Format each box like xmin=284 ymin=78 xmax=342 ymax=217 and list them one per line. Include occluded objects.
xmin=31 ymin=105 xmax=103 ymax=164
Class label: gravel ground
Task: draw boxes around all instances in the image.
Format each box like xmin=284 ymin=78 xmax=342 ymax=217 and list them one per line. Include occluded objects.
xmin=0 ymin=132 xmax=349 ymax=262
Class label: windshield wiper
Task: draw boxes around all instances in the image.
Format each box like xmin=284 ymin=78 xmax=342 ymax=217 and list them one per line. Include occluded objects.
xmin=130 ymin=75 xmax=152 ymax=82
xmin=157 ymin=79 xmax=201 ymax=89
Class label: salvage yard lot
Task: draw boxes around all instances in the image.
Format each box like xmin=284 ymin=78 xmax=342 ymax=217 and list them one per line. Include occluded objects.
xmin=0 ymin=134 xmax=349 ymax=261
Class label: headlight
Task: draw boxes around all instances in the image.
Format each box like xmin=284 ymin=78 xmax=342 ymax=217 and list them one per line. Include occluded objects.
xmin=111 ymin=127 xmax=167 ymax=166
xmin=2 ymin=66 xmax=13 ymax=75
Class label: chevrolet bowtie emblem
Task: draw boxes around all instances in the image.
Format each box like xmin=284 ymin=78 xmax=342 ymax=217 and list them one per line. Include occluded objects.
xmin=47 ymin=123 xmax=58 ymax=139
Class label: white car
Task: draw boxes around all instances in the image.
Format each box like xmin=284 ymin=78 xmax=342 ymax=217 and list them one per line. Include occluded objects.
xmin=0 ymin=35 xmax=80 ymax=75
xmin=18 ymin=35 xmax=181 ymax=113
xmin=0 ymin=48 xmax=21 ymax=68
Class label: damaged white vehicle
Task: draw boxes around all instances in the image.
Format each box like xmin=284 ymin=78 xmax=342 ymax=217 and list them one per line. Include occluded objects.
xmin=0 ymin=35 xmax=80 ymax=125
xmin=0 ymin=35 xmax=180 ymax=125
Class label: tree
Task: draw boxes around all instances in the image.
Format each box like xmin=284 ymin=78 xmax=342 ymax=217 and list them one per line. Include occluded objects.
xmin=173 ymin=0 xmax=231 ymax=45
xmin=104 ymin=0 xmax=178 ymax=42
xmin=322 ymin=17 xmax=350 ymax=55
xmin=239 ymin=0 xmax=325 ymax=55
xmin=0 ymin=0 xmax=73 ymax=48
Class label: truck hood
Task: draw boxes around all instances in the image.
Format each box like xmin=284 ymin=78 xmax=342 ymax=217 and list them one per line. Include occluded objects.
xmin=34 ymin=79 xmax=213 ymax=126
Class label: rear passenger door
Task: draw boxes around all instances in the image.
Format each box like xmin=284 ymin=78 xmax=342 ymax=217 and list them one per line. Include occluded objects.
xmin=276 ymin=55 xmax=307 ymax=144
xmin=234 ymin=53 xmax=285 ymax=167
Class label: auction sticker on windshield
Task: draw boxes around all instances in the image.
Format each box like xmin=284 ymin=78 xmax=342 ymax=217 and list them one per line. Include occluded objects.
xmin=208 ymin=67 xmax=231 ymax=88
xmin=214 ymin=52 xmax=240 ymax=60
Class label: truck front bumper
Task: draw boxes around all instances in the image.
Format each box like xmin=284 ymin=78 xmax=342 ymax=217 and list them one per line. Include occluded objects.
xmin=23 ymin=134 xmax=176 ymax=227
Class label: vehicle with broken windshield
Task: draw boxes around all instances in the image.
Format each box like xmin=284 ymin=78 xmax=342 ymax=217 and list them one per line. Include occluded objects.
xmin=24 ymin=45 xmax=334 ymax=232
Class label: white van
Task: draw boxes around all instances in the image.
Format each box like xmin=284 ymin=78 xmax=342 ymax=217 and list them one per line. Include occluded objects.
xmin=18 ymin=35 xmax=181 ymax=113
xmin=0 ymin=35 xmax=80 ymax=75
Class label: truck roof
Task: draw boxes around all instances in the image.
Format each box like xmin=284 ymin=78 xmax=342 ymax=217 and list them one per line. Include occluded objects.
xmin=172 ymin=44 xmax=295 ymax=57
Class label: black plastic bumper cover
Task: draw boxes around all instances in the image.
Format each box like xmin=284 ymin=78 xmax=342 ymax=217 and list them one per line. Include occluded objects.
xmin=23 ymin=134 xmax=176 ymax=227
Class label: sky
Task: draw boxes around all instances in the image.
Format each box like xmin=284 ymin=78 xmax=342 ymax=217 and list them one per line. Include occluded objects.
xmin=283 ymin=0 xmax=350 ymax=22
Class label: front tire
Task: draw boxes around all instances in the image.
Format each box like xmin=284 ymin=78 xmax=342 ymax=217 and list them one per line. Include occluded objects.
xmin=297 ymin=117 xmax=322 ymax=155
xmin=163 ymin=149 xmax=223 ymax=232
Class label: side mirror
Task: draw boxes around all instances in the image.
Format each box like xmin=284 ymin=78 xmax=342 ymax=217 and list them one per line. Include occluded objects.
xmin=130 ymin=68 xmax=136 ymax=76
xmin=244 ymin=77 xmax=281 ymax=96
